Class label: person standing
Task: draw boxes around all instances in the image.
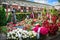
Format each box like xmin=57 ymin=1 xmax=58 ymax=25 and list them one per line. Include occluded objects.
xmin=10 ymin=7 xmax=17 ymax=24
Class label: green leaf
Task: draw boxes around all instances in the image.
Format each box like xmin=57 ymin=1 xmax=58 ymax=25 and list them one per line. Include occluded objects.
xmin=0 ymin=6 xmax=7 ymax=26
xmin=1 ymin=26 xmax=7 ymax=33
xmin=43 ymin=7 xmax=47 ymax=15
xmin=50 ymin=8 xmax=58 ymax=15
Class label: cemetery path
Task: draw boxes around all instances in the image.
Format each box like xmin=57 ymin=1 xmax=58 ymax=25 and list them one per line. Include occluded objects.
xmin=51 ymin=34 xmax=60 ymax=40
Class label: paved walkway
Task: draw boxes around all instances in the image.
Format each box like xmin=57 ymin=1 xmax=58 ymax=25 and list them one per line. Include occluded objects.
xmin=51 ymin=35 xmax=60 ymax=40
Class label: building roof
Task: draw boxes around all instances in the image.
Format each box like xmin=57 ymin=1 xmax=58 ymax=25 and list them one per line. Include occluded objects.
xmin=27 ymin=1 xmax=52 ymax=6
xmin=3 ymin=0 xmax=52 ymax=6
xmin=2 ymin=0 xmax=53 ymax=9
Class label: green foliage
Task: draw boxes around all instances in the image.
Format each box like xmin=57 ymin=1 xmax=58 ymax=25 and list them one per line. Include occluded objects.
xmin=50 ymin=8 xmax=58 ymax=16
xmin=43 ymin=7 xmax=47 ymax=15
xmin=0 ymin=6 xmax=7 ymax=33
xmin=16 ymin=14 xmax=30 ymax=21
xmin=1 ymin=26 xmax=7 ymax=33
xmin=58 ymin=0 xmax=60 ymax=2
xmin=7 ymin=14 xmax=30 ymax=22
xmin=0 ymin=6 xmax=7 ymax=26
xmin=7 ymin=14 xmax=11 ymax=23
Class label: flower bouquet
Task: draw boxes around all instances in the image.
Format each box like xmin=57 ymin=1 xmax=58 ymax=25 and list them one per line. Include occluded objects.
xmin=49 ymin=23 xmax=58 ymax=36
xmin=25 ymin=19 xmax=33 ymax=24
xmin=7 ymin=28 xmax=37 ymax=40
xmin=32 ymin=23 xmax=48 ymax=40
xmin=29 ymin=31 xmax=37 ymax=40
xmin=57 ymin=22 xmax=60 ymax=31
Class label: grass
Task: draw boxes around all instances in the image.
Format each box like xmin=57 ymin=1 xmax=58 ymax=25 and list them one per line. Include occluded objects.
xmin=8 ymin=12 xmax=31 ymax=16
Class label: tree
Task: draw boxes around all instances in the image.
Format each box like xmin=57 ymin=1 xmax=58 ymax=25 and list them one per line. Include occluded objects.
xmin=58 ymin=0 xmax=60 ymax=2
xmin=0 ymin=6 xmax=7 ymax=34
xmin=0 ymin=6 xmax=7 ymax=26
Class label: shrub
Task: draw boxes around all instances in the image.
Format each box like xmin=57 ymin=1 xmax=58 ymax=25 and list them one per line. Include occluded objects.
xmin=0 ymin=6 xmax=7 ymax=26
xmin=0 ymin=6 xmax=7 ymax=33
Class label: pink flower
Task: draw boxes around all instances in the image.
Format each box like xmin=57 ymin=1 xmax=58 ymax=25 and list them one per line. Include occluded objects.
xmin=52 ymin=16 xmax=57 ymax=23
xmin=32 ymin=24 xmax=40 ymax=32
xmin=33 ymin=25 xmax=40 ymax=32
xmin=9 ymin=22 xmax=13 ymax=24
xmin=13 ymin=24 xmax=16 ymax=27
xmin=33 ymin=19 xmax=37 ymax=22
xmin=49 ymin=23 xmax=58 ymax=35
xmin=46 ymin=13 xmax=50 ymax=18
xmin=57 ymin=22 xmax=60 ymax=27
xmin=40 ymin=27 xmax=48 ymax=35
xmin=33 ymin=25 xmax=48 ymax=35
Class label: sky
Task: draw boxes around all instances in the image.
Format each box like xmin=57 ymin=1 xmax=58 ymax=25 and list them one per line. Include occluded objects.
xmin=28 ymin=0 xmax=58 ymax=5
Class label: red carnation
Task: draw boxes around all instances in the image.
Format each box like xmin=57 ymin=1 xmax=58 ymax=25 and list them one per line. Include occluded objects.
xmin=51 ymin=16 xmax=57 ymax=23
xmin=49 ymin=23 xmax=58 ymax=35
xmin=57 ymin=22 xmax=60 ymax=27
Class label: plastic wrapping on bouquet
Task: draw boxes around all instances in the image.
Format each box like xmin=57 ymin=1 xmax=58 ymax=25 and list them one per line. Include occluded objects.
xmin=37 ymin=28 xmax=41 ymax=39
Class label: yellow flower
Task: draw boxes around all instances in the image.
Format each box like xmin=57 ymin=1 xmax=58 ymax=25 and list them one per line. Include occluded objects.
xmin=31 ymin=36 xmax=34 ymax=38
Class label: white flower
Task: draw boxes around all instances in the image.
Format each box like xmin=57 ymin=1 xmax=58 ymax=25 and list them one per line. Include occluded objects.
xmin=31 ymin=36 xmax=34 ymax=38
xmin=28 ymin=31 xmax=37 ymax=38
xmin=9 ymin=31 xmax=13 ymax=34
xmin=32 ymin=31 xmax=37 ymax=36
xmin=7 ymin=33 xmax=10 ymax=37
xmin=11 ymin=35 xmax=16 ymax=39
xmin=7 ymin=28 xmax=36 ymax=39
xmin=22 ymin=36 xmax=25 ymax=38
xmin=7 ymin=33 xmax=11 ymax=39
xmin=28 ymin=31 xmax=33 ymax=36
xmin=12 ymin=30 xmax=17 ymax=33
xmin=15 ymin=34 xmax=18 ymax=38
xmin=19 ymin=29 xmax=23 ymax=32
